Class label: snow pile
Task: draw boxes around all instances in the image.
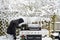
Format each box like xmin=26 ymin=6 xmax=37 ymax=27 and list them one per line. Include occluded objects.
xmin=0 ymin=35 xmax=20 ymax=40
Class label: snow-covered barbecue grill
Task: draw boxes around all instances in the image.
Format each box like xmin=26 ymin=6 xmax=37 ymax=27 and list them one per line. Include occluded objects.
xmin=19 ymin=24 xmax=52 ymax=40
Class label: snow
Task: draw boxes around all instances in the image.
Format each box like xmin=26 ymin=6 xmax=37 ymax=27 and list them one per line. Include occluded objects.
xmin=0 ymin=0 xmax=60 ymax=23
xmin=0 ymin=0 xmax=60 ymax=40
xmin=0 ymin=35 xmax=20 ymax=40
xmin=28 ymin=24 xmax=40 ymax=27
xmin=52 ymin=33 xmax=59 ymax=36
xmin=19 ymin=29 xmax=49 ymax=37
xmin=42 ymin=37 xmax=52 ymax=40
xmin=0 ymin=0 xmax=60 ymax=17
xmin=0 ymin=36 xmax=52 ymax=40
xmin=0 ymin=35 xmax=52 ymax=40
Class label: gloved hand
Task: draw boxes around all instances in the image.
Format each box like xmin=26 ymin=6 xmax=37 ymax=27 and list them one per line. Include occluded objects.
xmin=14 ymin=37 xmax=16 ymax=40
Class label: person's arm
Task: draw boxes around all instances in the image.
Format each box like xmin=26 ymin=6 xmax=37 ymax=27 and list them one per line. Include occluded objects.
xmin=17 ymin=26 xmax=21 ymax=28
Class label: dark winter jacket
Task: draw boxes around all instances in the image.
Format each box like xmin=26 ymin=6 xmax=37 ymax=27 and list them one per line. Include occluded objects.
xmin=7 ymin=18 xmax=24 ymax=39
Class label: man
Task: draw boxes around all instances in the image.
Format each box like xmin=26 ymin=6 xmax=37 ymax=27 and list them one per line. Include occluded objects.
xmin=7 ymin=18 xmax=24 ymax=40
